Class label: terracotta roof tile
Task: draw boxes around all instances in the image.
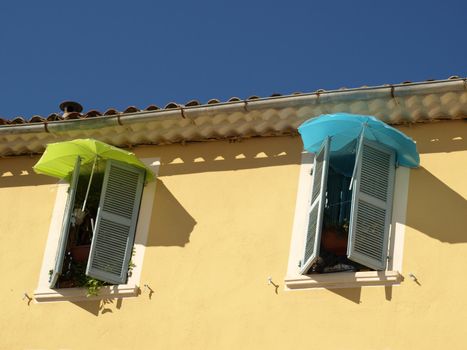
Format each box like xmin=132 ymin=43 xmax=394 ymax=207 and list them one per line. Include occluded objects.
xmin=10 ymin=117 xmax=26 ymax=124
xmin=164 ymin=102 xmax=179 ymax=109
xmin=85 ymin=110 xmax=102 ymax=118
xmin=0 ymin=77 xmax=466 ymax=156
xmin=185 ymin=100 xmax=200 ymax=107
xmin=145 ymin=105 xmax=160 ymax=111
xmin=63 ymin=112 xmax=81 ymax=120
xmin=103 ymin=108 xmax=119 ymax=116
xmin=47 ymin=113 xmax=62 ymax=121
xmin=29 ymin=115 xmax=46 ymax=123
xmin=123 ymin=106 xmax=139 ymax=113
xmin=0 ymin=76 xmax=464 ymax=126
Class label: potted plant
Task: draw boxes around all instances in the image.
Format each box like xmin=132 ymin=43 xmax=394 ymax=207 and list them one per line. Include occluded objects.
xmin=69 ymin=209 xmax=93 ymax=262
xmin=321 ymin=220 xmax=349 ymax=256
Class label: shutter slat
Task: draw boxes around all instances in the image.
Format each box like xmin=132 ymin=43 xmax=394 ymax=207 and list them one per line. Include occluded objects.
xmin=49 ymin=157 xmax=81 ymax=288
xmin=86 ymin=160 xmax=145 ymax=284
xmin=300 ymin=138 xmax=330 ymax=274
xmin=347 ymin=141 xmax=395 ymax=270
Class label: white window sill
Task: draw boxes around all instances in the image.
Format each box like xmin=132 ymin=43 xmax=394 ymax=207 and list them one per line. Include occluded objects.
xmin=34 ymin=284 xmax=139 ymax=303
xmin=284 ymin=270 xmax=402 ymax=290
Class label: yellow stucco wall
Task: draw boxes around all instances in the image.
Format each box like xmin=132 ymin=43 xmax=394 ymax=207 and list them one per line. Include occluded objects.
xmin=0 ymin=120 xmax=466 ymax=350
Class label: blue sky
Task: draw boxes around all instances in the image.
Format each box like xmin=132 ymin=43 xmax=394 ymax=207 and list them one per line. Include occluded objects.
xmin=0 ymin=0 xmax=466 ymax=119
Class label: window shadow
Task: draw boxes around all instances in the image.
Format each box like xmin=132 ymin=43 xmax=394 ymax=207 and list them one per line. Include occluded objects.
xmin=70 ymin=297 xmax=123 ymax=317
xmin=139 ymin=136 xmax=301 ymax=248
xmin=70 ymin=300 xmax=101 ymax=316
xmin=396 ymin=121 xmax=467 ymax=243
xmin=326 ymin=287 xmax=361 ymax=304
xmin=145 ymin=180 xmax=197 ymax=247
xmin=385 ymin=286 xmax=393 ymax=301
xmin=405 ymin=166 xmax=467 ymax=243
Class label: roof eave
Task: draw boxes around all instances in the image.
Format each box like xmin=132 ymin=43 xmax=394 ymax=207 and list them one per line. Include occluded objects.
xmin=0 ymin=78 xmax=466 ymax=156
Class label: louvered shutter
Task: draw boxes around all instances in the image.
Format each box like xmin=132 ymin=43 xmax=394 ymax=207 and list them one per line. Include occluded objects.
xmin=347 ymin=140 xmax=395 ymax=270
xmin=300 ymin=138 xmax=330 ymax=274
xmin=86 ymin=160 xmax=145 ymax=284
xmin=50 ymin=156 xmax=81 ymax=288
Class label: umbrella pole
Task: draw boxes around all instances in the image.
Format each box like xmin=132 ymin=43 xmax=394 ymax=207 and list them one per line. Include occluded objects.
xmin=349 ymin=125 xmax=366 ymax=190
xmin=81 ymin=157 xmax=97 ymax=211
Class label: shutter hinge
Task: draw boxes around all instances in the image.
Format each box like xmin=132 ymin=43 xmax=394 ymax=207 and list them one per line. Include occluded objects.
xmin=298 ymin=260 xmax=302 ymax=267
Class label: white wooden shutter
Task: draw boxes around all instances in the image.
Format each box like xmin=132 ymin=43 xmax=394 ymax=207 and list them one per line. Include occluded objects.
xmin=50 ymin=156 xmax=81 ymax=288
xmin=300 ymin=138 xmax=330 ymax=274
xmin=86 ymin=160 xmax=145 ymax=284
xmin=347 ymin=140 xmax=395 ymax=270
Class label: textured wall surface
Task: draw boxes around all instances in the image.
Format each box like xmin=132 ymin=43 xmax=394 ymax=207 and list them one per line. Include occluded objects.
xmin=0 ymin=121 xmax=466 ymax=350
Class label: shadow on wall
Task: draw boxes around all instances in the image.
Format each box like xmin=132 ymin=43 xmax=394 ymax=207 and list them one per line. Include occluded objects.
xmin=327 ymin=287 xmax=362 ymax=304
xmin=400 ymin=121 xmax=467 ymax=243
xmin=71 ymin=297 xmax=124 ymax=317
xmin=398 ymin=120 xmax=467 ymax=154
xmin=138 ymin=136 xmax=302 ymax=177
xmin=141 ymin=136 xmax=302 ymax=248
xmin=0 ymin=155 xmax=57 ymax=188
xmin=406 ymin=167 xmax=467 ymax=243
xmin=0 ymin=136 xmax=303 ymax=187
xmin=146 ymin=180 xmax=197 ymax=247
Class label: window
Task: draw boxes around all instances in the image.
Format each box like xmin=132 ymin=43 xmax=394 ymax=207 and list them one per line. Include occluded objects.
xmin=34 ymin=157 xmax=159 ymax=302
xmin=285 ymin=138 xmax=409 ymax=290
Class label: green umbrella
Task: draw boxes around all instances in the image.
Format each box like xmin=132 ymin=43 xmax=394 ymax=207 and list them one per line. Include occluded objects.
xmin=34 ymin=138 xmax=154 ymax=216
xmin=33 ymin=138 xmax=155 ymax=183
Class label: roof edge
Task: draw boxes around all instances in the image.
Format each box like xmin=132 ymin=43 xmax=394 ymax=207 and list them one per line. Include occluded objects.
xmin=0 ymin=78 xmax=466 ymax=156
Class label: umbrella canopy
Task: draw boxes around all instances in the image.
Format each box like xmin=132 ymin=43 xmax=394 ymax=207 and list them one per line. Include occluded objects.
xmin=298 ymin=113 xmax=419 ymax=168
xmin=33 ymin=138 xmax=155 ymax=182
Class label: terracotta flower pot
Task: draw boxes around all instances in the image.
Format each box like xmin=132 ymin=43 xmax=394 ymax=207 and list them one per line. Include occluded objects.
xmin=70 ymin=244 xmax=91 ymax=263
xmin=321 ymin=227 xmax=348 ymax=256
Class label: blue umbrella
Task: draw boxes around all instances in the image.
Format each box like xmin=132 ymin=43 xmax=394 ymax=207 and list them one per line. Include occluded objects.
xmin=298 ymin=113 xmax=419 ymax=168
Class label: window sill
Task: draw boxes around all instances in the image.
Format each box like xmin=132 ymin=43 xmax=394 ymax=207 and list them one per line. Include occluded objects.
xmin=284 ymin=270 xmax=402 ymax=290
xmin=33 ymin=284 xmax=139 ymax=303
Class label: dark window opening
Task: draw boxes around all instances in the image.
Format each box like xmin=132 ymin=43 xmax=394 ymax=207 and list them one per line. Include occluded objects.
xmin=56 ymin=161 xmax=107 ymax=288
xmin=309 ymin=149 xmax=373 ymax=274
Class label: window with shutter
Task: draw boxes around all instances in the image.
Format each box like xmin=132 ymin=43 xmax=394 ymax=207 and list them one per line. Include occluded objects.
xmin=86 ymin=160 xmax=145 ymax=284
xmin=300 ymin=138 xmax=330 ymax=274
xmin=285 ymin=139 xmax=408 ymax=290
xmin=49 ymin=156 xmax=81 ymax=288
xmin=347 ymin=140 xmax=395 ymax=270
xmin=34 ymin=157 xmax=160 ymax=302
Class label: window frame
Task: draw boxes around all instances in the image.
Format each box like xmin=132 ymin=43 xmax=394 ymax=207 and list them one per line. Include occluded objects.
xmin=34 ymin=157 xmax=160 ymax=303
xmin=285 ymin=151 xmax=409 ymax=290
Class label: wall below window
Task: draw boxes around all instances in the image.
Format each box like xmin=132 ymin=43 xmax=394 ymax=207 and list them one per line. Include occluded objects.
xmin=0 ymin=121 xmax=466 ymax=350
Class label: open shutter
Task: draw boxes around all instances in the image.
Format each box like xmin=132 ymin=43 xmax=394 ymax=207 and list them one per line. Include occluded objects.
xmin=50 ymin=156 xmax=81 ymax=288
xmin=86 ymin=160 xmax=145 ymax=284
xmin=300 ymin=138 xmax=330 ymax=274
xmin=347 ymin=140 xmax=395 ymax=270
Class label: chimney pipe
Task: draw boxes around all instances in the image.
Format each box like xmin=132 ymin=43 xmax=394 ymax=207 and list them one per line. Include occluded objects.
xmin=59 ymin=101 xmax=83 ymax=119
